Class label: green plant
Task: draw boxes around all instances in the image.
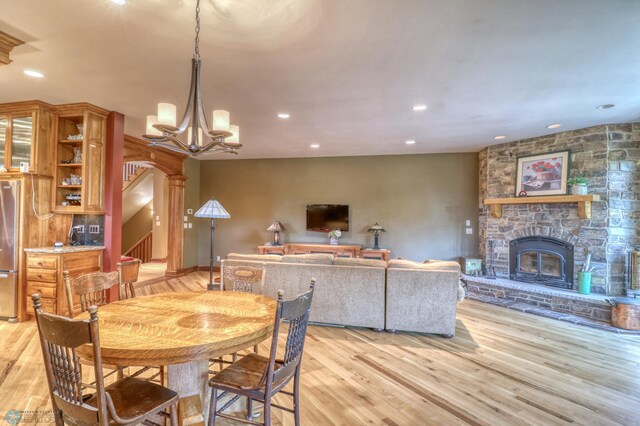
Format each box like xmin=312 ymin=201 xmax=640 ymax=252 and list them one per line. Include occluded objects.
xmin=567 ymin=176 xmax=589 ymax=186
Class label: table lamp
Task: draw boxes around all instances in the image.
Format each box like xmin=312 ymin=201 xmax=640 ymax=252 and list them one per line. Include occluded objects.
xmin=267 ymin=220 xmax=286 ymax=246
xmin=195 ymin=198 xmax=230 ymax=290
xmin=368 ymin=223 xmax=386 ymax=250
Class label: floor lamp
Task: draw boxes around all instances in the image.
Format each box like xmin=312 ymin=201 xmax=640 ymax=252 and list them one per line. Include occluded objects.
xmin=195 ymin=198 xmax=230 ymax=290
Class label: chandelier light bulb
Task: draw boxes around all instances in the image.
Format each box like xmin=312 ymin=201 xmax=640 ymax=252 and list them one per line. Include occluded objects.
xmin=157 ymin=103 xmax=177 ymax=127
xmin=212 ymin=110 xmax=230 ymax=131
xmin=226 ymin=125 xmax=240 ymax=144
xmin=146 ymin=116 xmax=161 ymax=136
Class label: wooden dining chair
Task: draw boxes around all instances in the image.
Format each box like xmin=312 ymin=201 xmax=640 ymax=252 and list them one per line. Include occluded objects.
xmin=63 ymin=270 xmax=120 ymax=318
xmin=116 ymin=258 xmax=141 ymax=300
xmin=208 ymin=279 xmax=315 ymax=426
xmin=31 ymin=293 xmax=179 ymax=426
xmin=222 ymin=263 xmax=266 ymax=294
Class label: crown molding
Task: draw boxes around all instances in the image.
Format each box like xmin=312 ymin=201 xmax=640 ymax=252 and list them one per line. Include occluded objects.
xmin=0 ymin=31 xmax=25 ymax=65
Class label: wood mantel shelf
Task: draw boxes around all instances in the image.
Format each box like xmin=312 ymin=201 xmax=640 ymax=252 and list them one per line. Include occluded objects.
xmin=484 ymin=195 xmax=601 ymax=219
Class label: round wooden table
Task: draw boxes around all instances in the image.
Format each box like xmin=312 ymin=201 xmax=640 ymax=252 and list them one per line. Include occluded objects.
xmin=76 ymin=291 xmax=277 ymax=423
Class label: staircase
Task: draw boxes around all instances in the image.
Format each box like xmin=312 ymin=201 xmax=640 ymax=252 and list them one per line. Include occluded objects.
xmin=122 ymin=163 xmax=147 ymax=191
xmin=124 ymin=232 xmax=153 ymax=263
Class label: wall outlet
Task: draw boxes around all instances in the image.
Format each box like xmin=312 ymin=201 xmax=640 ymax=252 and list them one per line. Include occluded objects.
xmin=466 ymin=219 xmax=471 ymax=226
xmin=466 ymin=227 xmax=473 ymax=234
xmin=184 ymin=216 xmax=188 ymax=222
xmin=89 ymin=225 xmax=100 ymax=234
xmin=216 ymin=256 xmax=221 ymax=262
xmin=184 ymin=223 xmax=188 ymax=229
xmin=188 ymin=223 xmax=192 ymax=229
xmin=74 ymin=225 xmax=85 ymax=234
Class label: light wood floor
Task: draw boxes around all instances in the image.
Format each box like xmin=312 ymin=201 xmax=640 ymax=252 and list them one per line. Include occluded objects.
xmin=1 ymin=272 xmax=639 ymax=425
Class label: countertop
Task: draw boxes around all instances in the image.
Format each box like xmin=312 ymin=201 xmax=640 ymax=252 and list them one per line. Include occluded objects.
xmin=24 ymin=245 xmax=105 ymax=254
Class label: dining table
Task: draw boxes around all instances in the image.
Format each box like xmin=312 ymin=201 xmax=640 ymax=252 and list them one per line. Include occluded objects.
xmin=75 ymin=290 xmax=277 ymax=425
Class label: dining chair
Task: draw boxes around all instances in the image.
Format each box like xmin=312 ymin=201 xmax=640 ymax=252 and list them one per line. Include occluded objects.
xmin=212 ymin=264 xmax=267 ymax=376
xmin=208 ymin=279 xmax=315 ymax=426
xmin=31 ymin=293 xmax=179 ymax=426
xmin=63 ymin=270 xmax=120 ymax=318
xmin=117 ymin=258 xmax=141 ymax=300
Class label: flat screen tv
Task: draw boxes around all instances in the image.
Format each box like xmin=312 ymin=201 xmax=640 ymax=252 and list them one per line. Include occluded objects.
xmin=306 ymin=204 xmax=349 ymax=232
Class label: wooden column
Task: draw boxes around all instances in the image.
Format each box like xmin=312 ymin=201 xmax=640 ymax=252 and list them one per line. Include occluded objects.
xmin=104 ymin=112 xmax=124 ymax=300
xmin=166 ymin=175 xmax=186 ymax=276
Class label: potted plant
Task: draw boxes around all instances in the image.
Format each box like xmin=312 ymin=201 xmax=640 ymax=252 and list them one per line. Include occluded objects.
xmin=568 ymin=176 xmax=589 ymax=195
xmin=328 ymin=229 xmax=342 ymax=245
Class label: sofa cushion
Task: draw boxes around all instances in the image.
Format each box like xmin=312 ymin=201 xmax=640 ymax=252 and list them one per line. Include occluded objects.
xmin=388 ymin=259 xmax=461 ymax=272
xmin=227 ymin=253 xmax=282 ymax=262
xmin=281 ymin=253 xmax=334 ymax=265
xmin=333 ymin=257 xmax=387 ymax=268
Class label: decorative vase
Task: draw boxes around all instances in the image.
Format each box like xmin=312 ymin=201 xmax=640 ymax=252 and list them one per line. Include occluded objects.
xmin=329 ymin=237 xmax=338 ymax=245
xmin=536 ymin=171 xmax=555 ymax=181
xmin=571 ymin=184 xmax=588 ymax=195
xmin=72 ymin=147 xmax=83 ymax=164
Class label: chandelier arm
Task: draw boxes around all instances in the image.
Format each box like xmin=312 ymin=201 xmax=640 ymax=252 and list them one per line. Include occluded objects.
xmin=176 ymin=58 xmax=198 ymax=134
xmin=192 ymin=140 xmax=227 ymax=155
xmin=162 ymin=134 xmax=194 ymax=153
xmin=195 ymin=59 xmax=212 ymax=136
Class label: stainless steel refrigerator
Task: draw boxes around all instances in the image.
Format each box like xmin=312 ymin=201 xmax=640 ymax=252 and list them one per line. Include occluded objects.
xmin=0 ymin=180 xmax=19 ymax=321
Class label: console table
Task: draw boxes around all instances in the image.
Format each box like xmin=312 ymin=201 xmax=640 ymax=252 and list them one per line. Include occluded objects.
xmin=258 ymin=244 xmax=391 ymax=261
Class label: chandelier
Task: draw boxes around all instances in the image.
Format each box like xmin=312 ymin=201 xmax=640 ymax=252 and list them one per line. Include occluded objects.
xmin=142 ymin=0 xmax=241 ymax=156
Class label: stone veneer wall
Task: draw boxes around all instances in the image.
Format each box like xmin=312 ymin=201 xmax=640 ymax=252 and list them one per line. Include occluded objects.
xmin=479 ymin=123 xmax=639 ymax=295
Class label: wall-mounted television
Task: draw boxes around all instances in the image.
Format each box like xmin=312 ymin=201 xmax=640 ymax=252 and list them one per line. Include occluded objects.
xmin=306 ymin=204 xmax=349 ymax=232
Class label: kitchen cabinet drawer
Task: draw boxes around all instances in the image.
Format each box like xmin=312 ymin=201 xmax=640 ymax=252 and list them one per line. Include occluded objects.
xmin=27 ymin=269 xmax=57 ymax=283
xmin=26 ymin=296 xmax=56 ymax=315
xmin=27 ymin=256 xmax=58 ymax=270
xmin=27 ymin=282 xmax=57 ymax=298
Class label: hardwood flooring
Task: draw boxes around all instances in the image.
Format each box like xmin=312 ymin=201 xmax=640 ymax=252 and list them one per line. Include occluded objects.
xmin=1 ymin=272 xmax=639 ymax=425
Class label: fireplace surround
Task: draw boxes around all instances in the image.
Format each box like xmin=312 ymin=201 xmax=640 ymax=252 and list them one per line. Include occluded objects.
xmin=509 ymin=236 xmax=573 ymax=289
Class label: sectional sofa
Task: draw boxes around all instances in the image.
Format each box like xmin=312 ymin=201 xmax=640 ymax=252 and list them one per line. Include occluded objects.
xmin=222 ymin=253 xmax=465 ymax=336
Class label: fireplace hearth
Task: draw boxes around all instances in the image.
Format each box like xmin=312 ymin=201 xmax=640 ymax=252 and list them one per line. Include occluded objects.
xmin=509 ymin=236 xmax=573 ymax=289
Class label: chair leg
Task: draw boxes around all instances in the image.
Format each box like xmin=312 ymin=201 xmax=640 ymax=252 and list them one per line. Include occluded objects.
xmin=169 ymin=402 xmax=178 ymax=426
xmin=293 ymin=368 xmax=301 ymax=426
xmin=116 ymin=367 xmax=124 ymax=380
xmin=53 ymin=409 xmax=64 ymax=426
xmin=253 ymin=344 xmax=259 ymax=354
xmin=208 ymin=388 xmax=218 ymax=425
xmin=264 ymin=398 xmax=271 ymax=426
xmin=246 ymin=397 xmax=253 ymax=420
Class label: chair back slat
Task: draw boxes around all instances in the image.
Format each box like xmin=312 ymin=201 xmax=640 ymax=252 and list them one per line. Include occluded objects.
xmin=268 ymin=279 xmax=315 ymax=387
xmin=64 ymin=271 xmax=119 ymax=317
xmin=117 ymin=259 xmax=141 ymax=299
xmin=222 ymin=264 xmax=266 ymax=294
xmin=31 ymin=294 xmax=104 ymax=425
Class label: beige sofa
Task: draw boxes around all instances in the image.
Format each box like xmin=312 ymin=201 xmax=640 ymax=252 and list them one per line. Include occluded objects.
xmin=223 ymin=253 xmax=464 ymax=336
xmin=385 ymin=259 xmax=463 ymax=337
xmin=222 ymin=253 xmax=387 ymax=329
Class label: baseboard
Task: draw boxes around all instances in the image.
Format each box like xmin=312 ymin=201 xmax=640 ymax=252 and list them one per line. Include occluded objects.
xmin=198 ymin=266 xmax=221 ymax=272
xmin=149 ymin=257 xmax=167 ymax=263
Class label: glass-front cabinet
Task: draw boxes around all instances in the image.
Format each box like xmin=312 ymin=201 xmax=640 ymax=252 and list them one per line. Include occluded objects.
xmin=0 ymin=113 xmax=35 ymax=172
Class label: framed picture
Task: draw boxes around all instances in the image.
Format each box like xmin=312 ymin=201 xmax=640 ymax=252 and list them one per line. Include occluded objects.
xmin=515 ymin=150 xmax=570 ymax=196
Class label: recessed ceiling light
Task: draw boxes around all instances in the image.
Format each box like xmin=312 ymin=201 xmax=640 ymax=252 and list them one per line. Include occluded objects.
xmin=596 ymin=104 xmax=615 ymax=110
xmin=494 ymin=135 xmax=506 ymax=140
xmin=277 ymin=113 xmax=290 ymax=119
xmin=405 ymin=139 xmax=416 ymax=145
xmin=24 ymin=69 xmax=44 ymax=78
xmin=412 ymin=104 xmax=428 ymax=111
xmin=547 ymin=124 xmax=562 ymax=129
xmin=310 ymin=144 xmax=319 ymax=148
xmin=111 ymin=0 xmax=126 ymax=4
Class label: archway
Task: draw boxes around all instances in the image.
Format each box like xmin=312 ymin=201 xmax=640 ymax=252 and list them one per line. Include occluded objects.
xmin=123 ymin=135 xmax=187 ymax=276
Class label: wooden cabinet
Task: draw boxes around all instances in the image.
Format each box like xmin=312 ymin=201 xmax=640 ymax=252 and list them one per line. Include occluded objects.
xmin=53 ymin=105 xmax=107 ymax=214
xmin=360 ymin=249 xmax=391 ymax=261
xmin=25 ymin=249 xmax=103 ymax=318
xmin=258 ymin=245 xmax=286 ymax=255
xmin=0 ymin=101 xmax=55 ymax=176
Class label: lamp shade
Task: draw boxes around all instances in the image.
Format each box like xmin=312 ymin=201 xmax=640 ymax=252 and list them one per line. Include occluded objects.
xmin=267 ymin=221 xmax=285 ymax=232
xmin=368 ymin=223 xmax=386 ymax=233
xmin=195 ymin=199 xmax=230 ymax=219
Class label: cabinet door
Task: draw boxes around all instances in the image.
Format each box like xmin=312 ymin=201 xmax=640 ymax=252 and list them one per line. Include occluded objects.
xmin=9 ymin=115 xmax=33 ymax=169
xmin=82 ymin=113 xmax=105 ymax=212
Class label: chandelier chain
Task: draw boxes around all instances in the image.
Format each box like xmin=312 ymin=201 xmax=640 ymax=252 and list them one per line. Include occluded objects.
xmin=194 ymin=0 xmax=201 ymax=59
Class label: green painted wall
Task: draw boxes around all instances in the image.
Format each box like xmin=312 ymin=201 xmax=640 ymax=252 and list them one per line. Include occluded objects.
xmin=197 ymin=153 xmax=479 ymax=266
xmin=183 ymin=157 xmax=201 ymax=268
xmin=121 ymin=200 xmax=153 ymax=253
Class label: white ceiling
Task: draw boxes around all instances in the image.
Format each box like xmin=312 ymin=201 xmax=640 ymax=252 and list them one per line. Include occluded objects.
xmin=1 ymin=0 xmax=640 ymax=159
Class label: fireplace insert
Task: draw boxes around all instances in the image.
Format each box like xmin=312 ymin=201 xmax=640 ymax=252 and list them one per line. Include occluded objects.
xmin=509 ymin=236 xmax=573 ymax=289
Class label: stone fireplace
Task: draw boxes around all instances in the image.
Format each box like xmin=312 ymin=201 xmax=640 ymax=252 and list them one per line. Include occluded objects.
xmin=509 ymin=236 xmax=573 ymax=289
xmin=478 ymin=123 xmax=640 ymax=296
